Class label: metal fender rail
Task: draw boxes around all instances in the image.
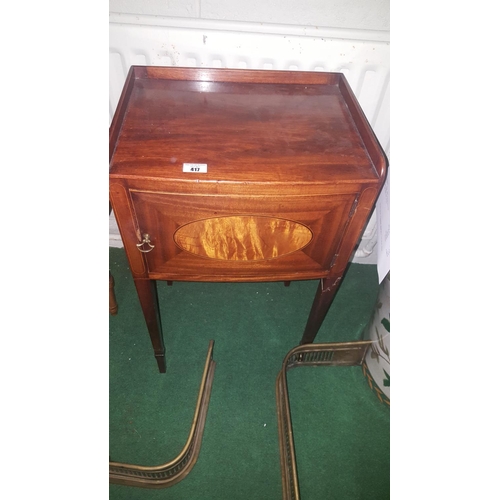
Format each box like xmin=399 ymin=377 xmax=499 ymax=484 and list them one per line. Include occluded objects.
xmin=275 ymin=340 xmax=371 ymax=500
xmin=109 ymin=340 xmax=216 ymax=489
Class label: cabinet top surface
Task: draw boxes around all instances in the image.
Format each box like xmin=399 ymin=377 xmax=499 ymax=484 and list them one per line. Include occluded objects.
xmin=109 ymin=67 xmax=386 ymax=185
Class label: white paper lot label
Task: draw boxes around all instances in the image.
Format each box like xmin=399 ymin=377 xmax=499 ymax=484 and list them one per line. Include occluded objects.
xmin=183 ymin=163 xmax=208 ymax=173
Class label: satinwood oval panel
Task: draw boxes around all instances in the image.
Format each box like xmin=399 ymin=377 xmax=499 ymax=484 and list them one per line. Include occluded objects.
xmin=174 ymin=216 xmax=313 ymax=261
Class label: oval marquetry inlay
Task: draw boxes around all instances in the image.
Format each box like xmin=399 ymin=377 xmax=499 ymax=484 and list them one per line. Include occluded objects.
xmin=174 ymin=216 xmax=312 ymax=261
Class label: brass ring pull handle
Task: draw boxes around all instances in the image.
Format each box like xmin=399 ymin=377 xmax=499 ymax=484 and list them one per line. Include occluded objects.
xmin=136 ymin=234 xmax=155 ymax=253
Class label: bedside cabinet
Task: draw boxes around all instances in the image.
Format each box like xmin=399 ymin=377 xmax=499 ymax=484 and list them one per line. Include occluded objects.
xmin=109 ymin=66 xmax=387 ymax=373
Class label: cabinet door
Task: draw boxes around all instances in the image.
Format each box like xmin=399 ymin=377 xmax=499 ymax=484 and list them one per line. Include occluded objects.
xmin=129 ymin=190 xmax=359 ymax=282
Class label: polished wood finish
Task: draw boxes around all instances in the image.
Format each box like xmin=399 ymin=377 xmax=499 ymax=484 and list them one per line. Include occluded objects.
xmin=133 ymin=278 xmax=165 ymax=373
xmin=110 ymin=66 xmax=387 ymax=370
xmin=174 ymin=216 xmax=313 ymax=261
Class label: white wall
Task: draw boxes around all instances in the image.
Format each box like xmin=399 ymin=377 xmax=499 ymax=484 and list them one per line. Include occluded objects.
xmin=109 ymin=0 xmax=390 ymax=263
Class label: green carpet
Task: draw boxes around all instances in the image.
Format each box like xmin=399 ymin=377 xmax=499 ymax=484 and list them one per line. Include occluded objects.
xmin=109 ymin=247 xmax=389 ymax=499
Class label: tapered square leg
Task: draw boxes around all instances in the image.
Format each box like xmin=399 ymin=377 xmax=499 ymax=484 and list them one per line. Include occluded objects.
xmin=300 ymin=275 xmax=343 ymax=345
xmin=109 ymin=272 xmax=118 ymax=316
xmin=133 ymin=278 xmax=166 ymax=373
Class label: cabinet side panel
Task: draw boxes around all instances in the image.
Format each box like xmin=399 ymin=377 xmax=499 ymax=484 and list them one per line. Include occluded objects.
xmin=330 ymin=187 xmax=380 ymax=276
xmin=109 ymin=182 xmax=147 ymax=277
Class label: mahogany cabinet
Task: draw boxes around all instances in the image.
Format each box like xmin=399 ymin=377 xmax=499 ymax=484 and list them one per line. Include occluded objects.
xmin=109 ymin=66 xmax=387 ymax=373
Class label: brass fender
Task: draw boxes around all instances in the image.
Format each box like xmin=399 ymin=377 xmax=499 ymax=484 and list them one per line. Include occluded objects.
xmin=276 ymin=341 xmax=371 ymax=500
xmin=110 ymin=340 xmax=216 ymax=488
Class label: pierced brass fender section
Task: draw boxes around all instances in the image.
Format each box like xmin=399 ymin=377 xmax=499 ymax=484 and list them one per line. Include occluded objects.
xmin=275 ymin=341 xmax=371 ymax=500
xmin=109 ymin=340 xmax=216 ymax=489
